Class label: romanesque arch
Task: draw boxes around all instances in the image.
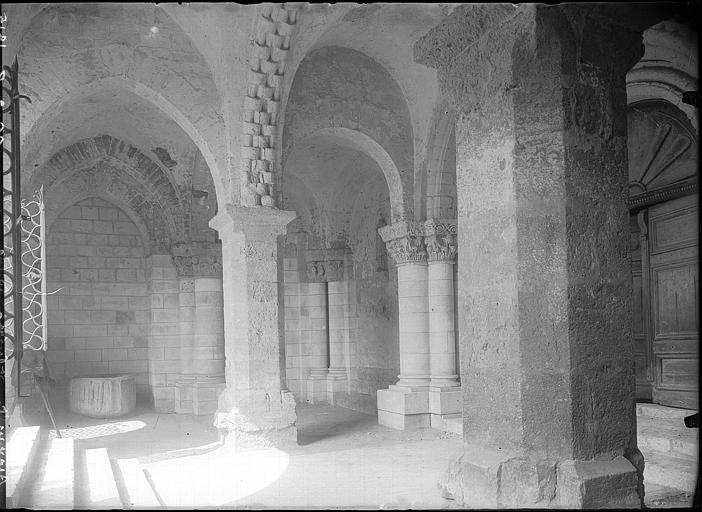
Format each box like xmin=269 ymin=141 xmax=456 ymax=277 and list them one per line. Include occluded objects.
xmin=282 ymin=45 xmax=414 ymax=221
xmin=37 ymin=136 xmax=186 ymax=252
xmin=15 ymin=3 xmax=227 ymax=204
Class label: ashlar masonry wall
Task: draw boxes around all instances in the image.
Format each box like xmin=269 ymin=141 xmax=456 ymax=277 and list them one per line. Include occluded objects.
xmin=46 ymin=197 xmax=150 ymax=398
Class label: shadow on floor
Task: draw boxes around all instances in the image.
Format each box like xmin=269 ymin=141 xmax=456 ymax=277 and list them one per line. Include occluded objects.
xmin=296 ymin=404 xmax=378 ymax=446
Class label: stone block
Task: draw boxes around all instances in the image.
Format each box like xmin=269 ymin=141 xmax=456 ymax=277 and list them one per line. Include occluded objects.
xmin=377 ymin=388 xmax=429 ymax=415
xmin=69 ymin=375 xmax=136 ymax=418
xmin=378 ymin=410 xmax=431 ymax=430
xmin=556 ymin=456 xmax=640 ymax=508
xmin=428 ymin=388 xmax=462 ymax=415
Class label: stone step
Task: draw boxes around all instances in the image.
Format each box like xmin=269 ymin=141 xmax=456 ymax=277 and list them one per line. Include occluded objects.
xmin=113 ymin=458 xmax=161 ymax=509
xmin=6 ymin=426 xmax=42 ymax=508
xmin=637 ymin=403 xmax=698 ymax=420
xmin=638 ymin=415 xmax=698 ymax=460
xmin=81 ymin=449 xmax=123 ymax=509
xmin=24 ymin=437 xmax=75 ymax=509
xmin=644 ymin=482 xmax=695 ymax=508
xmin=644 ymin=450 xmax=698 ymax=493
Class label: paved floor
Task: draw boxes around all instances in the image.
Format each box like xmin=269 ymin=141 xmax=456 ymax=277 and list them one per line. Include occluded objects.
xmin=28 ymin=389 xmax=697 ymax=509
xmin=43 ymin=392 xmax=459 ymax=509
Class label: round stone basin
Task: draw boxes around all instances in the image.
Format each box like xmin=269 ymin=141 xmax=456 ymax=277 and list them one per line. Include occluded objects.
xmin=69 ymin=375 xmax=136 ymax=418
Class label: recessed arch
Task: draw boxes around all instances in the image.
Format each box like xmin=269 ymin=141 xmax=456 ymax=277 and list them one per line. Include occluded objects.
xmin=46 ymin=192 xmax=152 ymax=256
xmin=22 ymin=77 xmax=225 ymax=206
xmin=282 ymin=45 xmax=414 ymax=221
xmin=17 ymin=3 xmax=227 ymax=206
xmin=38 ymin=136 xmax=187 ymax=252
xmin=286 ymin=127 xmax=405 ymax=223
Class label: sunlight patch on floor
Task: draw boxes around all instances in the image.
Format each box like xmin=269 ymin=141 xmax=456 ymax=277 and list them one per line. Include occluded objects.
xmin=143 ymin=446 xmax=290 ymax=507
xmin=48 ymin=420 xmax=147 ymax=440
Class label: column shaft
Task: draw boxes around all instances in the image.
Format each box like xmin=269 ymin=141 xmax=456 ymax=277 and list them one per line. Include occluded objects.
xmin=303 ymin=281 xmax=329 ymax=403
xmin=396 ymin=262 xmax=431 ymax=388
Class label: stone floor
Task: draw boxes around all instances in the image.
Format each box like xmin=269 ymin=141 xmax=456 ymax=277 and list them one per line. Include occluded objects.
xmin=39 ymin=392 xmax=459 ymax=509
xmin=18 ymin=388 xmax=699 ymax=509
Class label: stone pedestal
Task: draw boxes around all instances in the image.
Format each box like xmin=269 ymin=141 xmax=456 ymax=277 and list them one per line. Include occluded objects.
xmin=210 ymin=206 xmax=297 ymax=449
xmin=416 ymin=4 xmax=646 ymax=507
xmin=306 ymin=368 xmax=328 ymax=404
xmin=69 ymin=375 xmax=136 ymax=418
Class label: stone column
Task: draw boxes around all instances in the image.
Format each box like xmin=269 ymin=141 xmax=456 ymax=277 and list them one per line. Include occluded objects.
xmin=302 ymin=277 xmax=329 ymax=404
xmin=172 ymin=244 xmax=226 ymax=415
xmin=310 ymin=259 xmax=349 ymax=403
xmin=376 ymin=221 xmax=432 ymax=429
xmin=174 ymin=276 xmax=195 ymax=414
xmin=209 ymin=205 xmax=297 ymax=448
xmin=415 ymin=4 xmax=646 ymax=508
xmin=327 ymin=274 xmax=352 ymax=402
xmin=146 ymin=254 xmax=180 ymax=413
xmin=424 ymin=219 xmax=461 ymax=427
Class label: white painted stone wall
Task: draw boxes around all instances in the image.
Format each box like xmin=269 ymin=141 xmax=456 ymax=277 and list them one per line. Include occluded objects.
xmin=46 ymin=198 xmax=149 ymax=397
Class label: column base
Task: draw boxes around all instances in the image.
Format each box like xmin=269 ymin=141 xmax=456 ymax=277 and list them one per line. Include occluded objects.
xmin=175 ymin=377 xmax=226 ymax=415
xmin=305 ymin=369 xmax=329 ymax=404
xmin=214 ymin=389 xmax=297 ymax=451
xmin=377 ymin=387 xmax=430 ymax=430
xmin=325 ymin=368 xmax=348 ymax=405
xmin=440 ymin=444 xmax=641 ymax=508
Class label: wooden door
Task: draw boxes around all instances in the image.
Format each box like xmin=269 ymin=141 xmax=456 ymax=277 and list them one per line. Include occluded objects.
xmin=631 ymin=214 xmax=653 ymax=400
xmin=648 ymin=194 xmax=699 ymax=409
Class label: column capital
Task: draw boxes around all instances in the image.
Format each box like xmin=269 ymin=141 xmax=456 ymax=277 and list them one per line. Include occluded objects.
xmin=378 ymin=220 xmax=427 ymax=265
xmin=171 ymin=242 xmax=223 ymax=278
xmin=425 ymin=233 xmax=457 ymax=263
xmin=306 ymin=259 xmax=345 ymax=283
xmin=423 ymin=219 xmax=458 ymax=263
xmin=209 ymin=204 xmax=296 ymax=241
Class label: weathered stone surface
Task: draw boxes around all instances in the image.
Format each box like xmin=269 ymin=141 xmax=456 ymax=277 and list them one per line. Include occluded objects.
xmin=69 ymin=375 xmax=136 ymax=418
xmin=420 ymin=2 xmax=655 ymax=507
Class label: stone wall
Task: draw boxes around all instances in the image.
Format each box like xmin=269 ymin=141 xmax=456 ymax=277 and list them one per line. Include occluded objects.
xmin=46 ymin=198 xmax=150 ymax=397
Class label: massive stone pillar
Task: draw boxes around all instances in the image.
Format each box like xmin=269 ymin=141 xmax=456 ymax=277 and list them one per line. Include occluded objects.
xmin=209 ymin=205 xmax=297 ymax=448
xmin=376 ymin=221 xmax=432 ymax=429
xmin=415 ymin=4 xmax=647 ymax=508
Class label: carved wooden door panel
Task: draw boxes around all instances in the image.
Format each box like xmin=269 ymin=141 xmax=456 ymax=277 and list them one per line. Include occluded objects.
xmin=648 ymin=194 xmax=698 ymax=409
xmin=631 ymin=214 xmax=653 ymax=399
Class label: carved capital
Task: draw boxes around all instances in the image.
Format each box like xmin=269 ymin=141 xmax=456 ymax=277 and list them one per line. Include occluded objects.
xmin=423 ymin=218 xmax=457 ymax=262
xmin=306 ymin=260 xmax=344 ymax=283
xmin=171 ymin=242 xmax=223 ymax=278
xmin=425 ymin=234 xmax=457 ymax=262
xmin=385 ymin=236 xmax=427 ymax=265
xmin=378 ymin=220 xmax=428 ymax=265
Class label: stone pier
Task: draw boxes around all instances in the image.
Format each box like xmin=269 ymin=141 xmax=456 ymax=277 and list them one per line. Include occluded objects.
xmin=210 ymin=205 xmax=297 ymax=449
xmin=415 ymin=3 xmax=646 ymax=508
